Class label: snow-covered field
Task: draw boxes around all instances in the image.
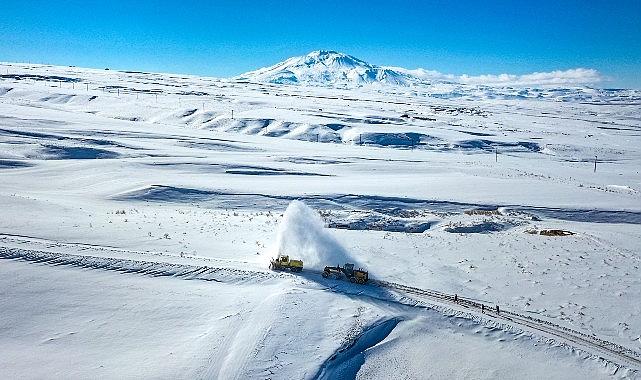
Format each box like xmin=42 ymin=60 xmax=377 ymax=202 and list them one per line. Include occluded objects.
xmin=1 ymin=57 xmax=640 ymax=379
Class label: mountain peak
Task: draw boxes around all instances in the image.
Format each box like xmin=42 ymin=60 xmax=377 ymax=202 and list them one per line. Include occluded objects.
xmin=306 ymin=50 xmax=341 ymax=57
xmin=236 ymin=50 xmax=420 ymax=87
xmin=294 ymin=50 xmax=371 ymax=71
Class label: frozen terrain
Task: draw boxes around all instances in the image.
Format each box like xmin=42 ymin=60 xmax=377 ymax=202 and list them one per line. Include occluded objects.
xmin=0 ymin=56 xmax=640 ymax=379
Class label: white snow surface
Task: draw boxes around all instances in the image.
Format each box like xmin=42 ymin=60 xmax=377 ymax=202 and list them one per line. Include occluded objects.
xmin=0 ymin=60 xmax=640 ymax=379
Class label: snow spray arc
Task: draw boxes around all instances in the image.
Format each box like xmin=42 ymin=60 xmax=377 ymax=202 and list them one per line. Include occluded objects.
xmin=274 ymin=200 xmax=360 ymax=270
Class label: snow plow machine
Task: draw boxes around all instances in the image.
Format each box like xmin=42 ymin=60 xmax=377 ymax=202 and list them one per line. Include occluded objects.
xmin=322 ymin=263 xmax=368 ymax=284
xmin=269 ymin=254 xmax=303 ymax=272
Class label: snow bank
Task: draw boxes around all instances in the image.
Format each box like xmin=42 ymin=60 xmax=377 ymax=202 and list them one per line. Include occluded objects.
xmin=274 ymin=200 xmax=357 ymax=270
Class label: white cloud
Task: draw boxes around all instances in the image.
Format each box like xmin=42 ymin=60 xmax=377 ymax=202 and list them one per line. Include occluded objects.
xmin=387 ymin=66 xmax=603 ymax=87
xmin=387 ymin=67 xmax=455 ymax=81
xmin=458 ymin=68 xmax=602 ymax=86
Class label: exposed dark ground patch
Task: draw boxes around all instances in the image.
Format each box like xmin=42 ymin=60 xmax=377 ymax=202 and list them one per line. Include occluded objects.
xmin=444 ymin=221 xmax=514 ymax=234
xmin=327 ymin=214 xmax=436 ymax=233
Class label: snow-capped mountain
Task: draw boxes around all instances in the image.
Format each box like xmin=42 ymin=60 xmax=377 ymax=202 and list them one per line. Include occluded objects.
xmin=235 ymin=50 xmax=424 ymax=87
xmin=234 ymin=51 xmax=641 ymax=102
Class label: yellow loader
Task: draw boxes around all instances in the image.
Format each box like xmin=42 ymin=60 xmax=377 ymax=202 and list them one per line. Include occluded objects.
xmin=269 ymin=254 xmax=303 ymax=272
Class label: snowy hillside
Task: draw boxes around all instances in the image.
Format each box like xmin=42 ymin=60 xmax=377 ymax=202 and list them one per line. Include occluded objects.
xmin=1 ymin=61 xmax=640 ymax=379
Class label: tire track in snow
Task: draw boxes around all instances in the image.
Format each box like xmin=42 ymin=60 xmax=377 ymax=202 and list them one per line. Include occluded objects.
xmin=1 ymin=245 xmax=639 ymax=373
xmin=0 ymin=246 xmax=282 ymax=284
xmin=377 ymin=280 xmax=641 ymax=373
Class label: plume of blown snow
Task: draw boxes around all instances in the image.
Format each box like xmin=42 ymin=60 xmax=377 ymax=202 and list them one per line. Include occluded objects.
xmin=272 ymin=200 xmax=357 ymax=270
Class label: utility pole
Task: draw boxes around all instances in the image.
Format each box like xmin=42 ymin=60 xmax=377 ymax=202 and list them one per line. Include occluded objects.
xmin=495 ymin=148 xmax=498 ymax=162
xmin=231 ymin=109 xmax=234 ymax=119
xmin=594 ymin=156 xmax=597 ymax=172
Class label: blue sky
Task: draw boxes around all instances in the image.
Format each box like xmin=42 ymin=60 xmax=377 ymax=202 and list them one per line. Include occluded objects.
xmin=1 ymin=0 xmax=640 ymax=88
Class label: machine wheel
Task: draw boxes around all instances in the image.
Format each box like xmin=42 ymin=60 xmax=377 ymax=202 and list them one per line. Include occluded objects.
xmin=322 ymin=271 xmax=329 ymax=278
xmin=349 ymin=277 xmax=356 ymax=283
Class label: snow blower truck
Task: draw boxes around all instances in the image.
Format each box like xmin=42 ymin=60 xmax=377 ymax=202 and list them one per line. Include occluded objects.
xmin=269 ymin=254 xmax=303 ymax=272
xmin=322 ymin=263 xmax=368 ymax=284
